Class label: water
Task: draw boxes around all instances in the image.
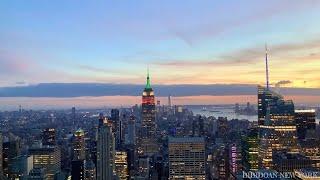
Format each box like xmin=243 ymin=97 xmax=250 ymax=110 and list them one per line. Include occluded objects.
xmin=188 ymin=105 xmax=320 ymax=124
xmin=187 ymin=105 xmax=257 ymax=122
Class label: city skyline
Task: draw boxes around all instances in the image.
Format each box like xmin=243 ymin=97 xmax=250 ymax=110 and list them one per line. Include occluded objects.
xmin=1 ymin=1 xmax=320 ymax=88
xmin=1 ymin=1 xmax=320 ymax=179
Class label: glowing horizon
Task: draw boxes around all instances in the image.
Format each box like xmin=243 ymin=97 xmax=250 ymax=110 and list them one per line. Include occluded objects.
xmin=0 ymin=95 xmax=319 ymax=111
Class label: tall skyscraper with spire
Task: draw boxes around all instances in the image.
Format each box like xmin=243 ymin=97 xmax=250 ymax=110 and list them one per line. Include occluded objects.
xmin=258 ymin=46 xmax=298 ymax=169
xmin=139 ymin=70 xmax=158 ymax=155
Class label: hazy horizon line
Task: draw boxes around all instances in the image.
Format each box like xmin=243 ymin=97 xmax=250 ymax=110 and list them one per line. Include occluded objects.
xmin=0 ymin=83 xmax=319 ymax=98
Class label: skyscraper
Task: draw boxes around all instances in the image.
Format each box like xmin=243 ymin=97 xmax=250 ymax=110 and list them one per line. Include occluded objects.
xmin=229 ymin=143 xmax=242 ymax=176
xmin=198 ymin=116 xmax=205 ymax=136
xmin=168 ymin=95 xmax=172 ymax=108
xmin=71 ymin=160 xmax=84 ymax=180
xmin=140 ymin=70 xmax=158 ymax=155
xmin=3 ymin=136 xmax=21 ymax=178
xmin=295 ymin=109 xmax=316 ymax=141
xmin=28 ymin=146 xmax=61 ymax=180
xmin=114 ymin=151 xmax=129 ymax=180
xmin=242 ymin=128 xmax=259 ymax=171
xmin=42 ymin=128 xmax=56 ymax=146
xmin=258 ymin=47 xmax=298 ymax=169
xmin=72 ymin=129 xmax=86 ymax=180
xmin=111 ymin=109 xmax=123 ymax=149
xmin=84 ymin=160 xmax=96 ymax=180
xmin=0 ymin=133 xmax=3 ymax=176
xmin=73 ymin=129 xmax=86 ymax=160
xmin=217 ymin=117 xmax=228 ymax=142
xmin=97 ymin=116 xmax=115 ymax=180
xmin=168 ymin=137 xmax=206 ymax=180
xmin=258 ymin=86 xmax=299 ymax=169
xmin=127 ymin=114 xmax=135 ymax=146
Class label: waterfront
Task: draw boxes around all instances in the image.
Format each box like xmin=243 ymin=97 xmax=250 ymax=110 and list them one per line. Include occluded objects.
xmin=188 ymin=105 xmax=257 ymax=122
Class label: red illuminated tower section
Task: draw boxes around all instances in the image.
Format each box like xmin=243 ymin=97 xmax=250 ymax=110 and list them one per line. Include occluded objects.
xmin=140 ymin=70 xmax=158 ymax=155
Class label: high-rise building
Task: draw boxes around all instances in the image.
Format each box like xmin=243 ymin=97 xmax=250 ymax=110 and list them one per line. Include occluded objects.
xmin=295 ymin=109 xmax=316 ymax=141
xmin=126 ymin=147 xmax=135 ymax=178
xmin=140 ymin=70 xmax=158 ymax=155
xmin=258 ymin=86 xmax=284 ymax=126
xmin=27 ymin=167 xmax=49 ymax=180
xmin=168 ymin=137 xmax=206 ymax=180
xmin=229 ymin=143 xmax=242 ymax=177
xmin=42 ymin=128 xmax=56 ymax=147
xmin=273 ymin=151 xmax=316 ymax=173
xmin=136 ymin=156 xmax=150 ymax=179
xmin=242 ymin=128 xmax=259 ymax=171
xmin=28 ymin=146 xmax=61 ymax=180
xmin=230 ymin=144 xmax=237 ymax=175
xmin=258 ymin=86 xmax=298 ymax=169
xmin=213 ymin=145 xmax=230 ymax=179
xmin=84 ymin=160 xmax=96 ymax=180
xmin=168 ymin=95 xmax=172 ymax=108
xmin=127 ymin=114 xmax=135 ymax=145
xmin=111 ymin=109 xmax=120 ymax=122
xmin=0 ymin=133 xmax=2 ymax=176
xmin=258 ymin=48 xmax=298 ymax=169
xmin=73 ymin=129 xmax=85 ymax=160
xmin=97 ymin=116 xmax=115 ymax=180
xmin=192 ymin=115 xmax=205 ymax=137
xmin=8 ymin=155 xmax=33 ymax=179
xmin=299 ymin=139 xmax=320 ymax=168
xmin=71 ymin=160 xmax=84 ymax=180
xmin=71 ymin=129 xmax=86 ymax=180
xmin=217 ymin=117 xmax=228 ymax=141
xmin=115 ymin=151 xmax=128 ymax=180
xmin=111 ymin=109 xmax=123 ymax=149
xmin=199 ymin=116 xmax=205 ymax=136
xmin=192 ymin=117 xmax=199 ymax=137
xmin=3 ymin=136 xmax=21 ymax=178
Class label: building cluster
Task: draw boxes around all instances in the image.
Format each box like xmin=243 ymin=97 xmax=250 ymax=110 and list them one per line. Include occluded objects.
xmin=0 ymin=54 xmax=319 ymax=180
xmin=235 ymin=102 xmax=257 ymax=116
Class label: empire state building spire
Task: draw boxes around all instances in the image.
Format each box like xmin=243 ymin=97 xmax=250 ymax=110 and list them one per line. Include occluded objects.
xmin=145 ymin=68 xmax=152 ymax=90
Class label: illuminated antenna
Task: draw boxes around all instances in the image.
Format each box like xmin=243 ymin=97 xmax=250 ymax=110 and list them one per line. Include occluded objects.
xmin=265 ymin=44 xmax=269 ymax=90
xmin=145 ymin=66 xmax=151 ymax=89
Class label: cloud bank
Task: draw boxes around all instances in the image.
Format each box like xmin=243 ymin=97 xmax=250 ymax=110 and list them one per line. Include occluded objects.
xmin=0 ymin=83 xmax=319 ymax=97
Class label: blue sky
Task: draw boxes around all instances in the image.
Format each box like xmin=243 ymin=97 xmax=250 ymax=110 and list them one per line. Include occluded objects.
xmin=1 ymin=0 xmax=320 ymax=87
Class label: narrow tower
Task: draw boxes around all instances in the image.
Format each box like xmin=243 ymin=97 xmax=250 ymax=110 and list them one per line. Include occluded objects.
xmin=265 ymin=44 xmax=269 ymax=90
xmin=139 ymin=69 xmax=158 ymax=155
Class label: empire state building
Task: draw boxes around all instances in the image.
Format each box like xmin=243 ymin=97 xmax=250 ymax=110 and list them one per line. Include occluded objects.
xmin=139 ymin=70 xmax=158 ymax=155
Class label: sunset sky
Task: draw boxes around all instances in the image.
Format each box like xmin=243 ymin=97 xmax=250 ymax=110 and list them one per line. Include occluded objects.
xmin=1 ymin=0 xmax=320 ymax=88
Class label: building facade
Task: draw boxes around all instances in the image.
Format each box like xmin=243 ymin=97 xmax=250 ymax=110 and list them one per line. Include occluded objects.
xmin=28 ymin=146 xmax=61 ymax=180
xmin=139 ymin=71 xmax=158 ymax=155
xmin=168 ymin=137 xmax=206 ymax=180
xmin=115 ymin=151 xmax=128 ymax=180
xmin=258 ymin=86 xmax=298 ymax=169
xmin=295 ymin=109 xmax=316 ymax=141
xmin=97 ymin=116 xmax=115 ymax=180
xmin=73 ymin=129 xmax=85 ymax=160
